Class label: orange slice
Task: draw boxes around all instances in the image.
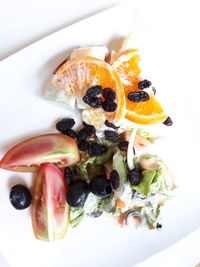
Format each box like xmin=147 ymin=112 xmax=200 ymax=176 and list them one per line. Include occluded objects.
xmin=52 ymin=56 xmax=125 ymax=126
xmin=111 ymin=49 xmax=141 ymax=93
xmin=111 ymin=50 xmax=168 ymax=124
xmin=126 ymin=95 xmax=168 ymax=124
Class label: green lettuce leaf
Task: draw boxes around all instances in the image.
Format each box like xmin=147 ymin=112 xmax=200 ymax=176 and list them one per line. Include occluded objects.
xmin=84 ymin=193 xmax=100 ymax=214
xmin=132 ymin=154 xmax=176 ymax=197
xmin=132 ymin=168 xmax=160 ymax=197
xmin=140 ymin=154 xmax=176 ymax=192
xmin=142 ymin=202 xmax=161 ymax=228
xmin=99 ymin=194 xmax=116 ymax=213
xmin=69 ymin=207 xmax=84 ymax=228
xmin=77 ymin=148 xmax=114 ymax=180
xmin=112 ymin=150 xmax=128 ymax=198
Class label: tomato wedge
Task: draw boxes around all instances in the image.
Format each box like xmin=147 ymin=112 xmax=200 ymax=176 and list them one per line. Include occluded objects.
xmin=32 ymin=163 xmax=69 ymax=241
xmin=0 ymin=134 xmax=80 ymax=172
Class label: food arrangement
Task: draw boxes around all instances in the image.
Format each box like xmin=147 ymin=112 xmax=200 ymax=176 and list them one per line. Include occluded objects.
xmin=0 ymin=34 xmax=176 ymax=241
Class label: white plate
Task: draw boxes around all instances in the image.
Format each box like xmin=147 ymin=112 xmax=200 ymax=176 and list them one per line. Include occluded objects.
xmin=0 ymin=2 xmax=200 ymax=267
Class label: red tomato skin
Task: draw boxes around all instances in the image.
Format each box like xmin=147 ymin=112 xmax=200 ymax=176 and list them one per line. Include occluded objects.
xmin=32 ymin=163 xmax=69 ymax=241
xmin=0 ymin=134 xmax=80 ymax=172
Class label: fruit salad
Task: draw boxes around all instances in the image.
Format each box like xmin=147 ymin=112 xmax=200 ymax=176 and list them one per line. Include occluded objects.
xmin=0 ymin=34 xmax=175 ymax=241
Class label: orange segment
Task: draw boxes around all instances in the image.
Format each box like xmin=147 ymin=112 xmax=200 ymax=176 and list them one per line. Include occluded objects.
xmin=126 ymin=96 xmax=168 ymax=124
xmin=52 ymin=56 xmax=125 ymax=125
xmin=111 ymin=49 xmax=141 ymax=93
xmin=112 ymin=50 xmax=168 ymax=124
xmin=81 ymin=108 xmax=107 ymax=129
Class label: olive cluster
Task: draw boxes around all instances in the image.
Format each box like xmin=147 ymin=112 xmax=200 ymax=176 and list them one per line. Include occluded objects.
xmin=65 ymin=167 xmax=120 ymax=208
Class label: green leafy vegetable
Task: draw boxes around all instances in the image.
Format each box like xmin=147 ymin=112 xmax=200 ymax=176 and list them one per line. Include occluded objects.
xmin=132 ymin=154 xmax=176 ymax=197
xmin=84 ymin=193 xmax=100 ymax=214
xmin=136 ymin=128 xmax=151 ymax=139
xmin=99 ymin=194 xmax=116 ymax=213
xmin=69 ymin=207 xmax=84 ymax=227
xmin=140 ymin=154 xmax=176 ymax=191
xmin=69 ymin=132 xmax=175 ymax=229
xmin=112 ymin=150 xmax=128 ymax=198
xmin=142 ymin=202 xmax=161 ymax=228
xmin=132 ymin=168 xmax=160 ymax=197
xmin=77 ymin=148 xmax=114 ymax=180
xmin=99 ymin=138 xmax=118 ymax=148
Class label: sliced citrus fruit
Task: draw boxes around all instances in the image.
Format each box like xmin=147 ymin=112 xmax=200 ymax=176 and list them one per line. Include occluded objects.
xmin=126 ymin=95 xmax=168 ymax=124
xmin=111 ymin=49 xmax=141 ymax=93
xmin=81 ymin=108 xmax=107 ymax=129
xmin=111 ymin=50 xmax=168 ymax=124
xmin=52 ymin=56 xmax=125 ymax=126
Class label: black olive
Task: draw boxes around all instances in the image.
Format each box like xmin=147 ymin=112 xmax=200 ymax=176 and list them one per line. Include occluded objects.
xmin=89 ymin=175 xmax=112 ymax=198
xmin=66 ymin=180 xmax=89 ymax=207
xmin=9 ymin=184 xmax=32 ymax=210
xmin=128 ymin=167 xmax=143 ymax=185
xmin=56 ymin=118 xmax=75 ymax=132
xmin=99 ymin=165 xmax=106 ymax=176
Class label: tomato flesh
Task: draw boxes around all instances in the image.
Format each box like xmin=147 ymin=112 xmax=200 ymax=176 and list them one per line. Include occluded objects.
xmin=32 ymin=163 xmax=69 ymax=241
xmin=0 ymin=134 xmax=80 ymax=172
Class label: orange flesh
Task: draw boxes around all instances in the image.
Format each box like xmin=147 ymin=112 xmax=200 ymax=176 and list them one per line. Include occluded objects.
xmin=112 ymin=50 xmax=168 ymax=124
xmin=52 ymin=56 xmax=125 ymax=124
